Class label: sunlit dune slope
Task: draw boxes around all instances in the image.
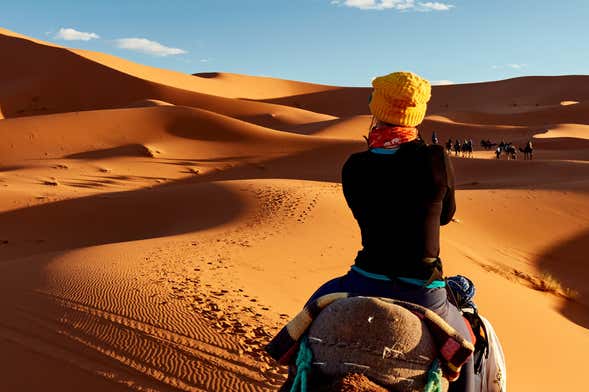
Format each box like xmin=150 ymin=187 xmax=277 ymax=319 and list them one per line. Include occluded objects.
xmin=0 ymin=28 xmax=335 ymax=130
xmin=0 ymin=27 xmax=337 ymax=102
xmin=0 ymin=106 xmax=344 ymax=163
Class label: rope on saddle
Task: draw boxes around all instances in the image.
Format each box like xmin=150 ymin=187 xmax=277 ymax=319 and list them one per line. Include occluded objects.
xmin=290 ymin=336 xmax=312 ymax=392
xmin=424 ymin=358 xmax=444 ymax=392
xmin=288 ymin=342 xmax=443 ymax=392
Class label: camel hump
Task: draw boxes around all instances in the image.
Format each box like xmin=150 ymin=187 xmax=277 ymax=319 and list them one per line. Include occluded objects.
xmin=307 ymin=297 xmax=448 ymax=391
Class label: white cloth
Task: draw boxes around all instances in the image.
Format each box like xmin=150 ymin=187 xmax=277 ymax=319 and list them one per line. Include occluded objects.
xmin=476 ymin=315 xmax=507 ymax=392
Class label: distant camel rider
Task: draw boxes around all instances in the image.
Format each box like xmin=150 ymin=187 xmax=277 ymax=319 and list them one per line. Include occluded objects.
xmin=432 ymin=131 xmax=439 ymax=145
xmin=454 ymin=139 xmax=461 ymax=156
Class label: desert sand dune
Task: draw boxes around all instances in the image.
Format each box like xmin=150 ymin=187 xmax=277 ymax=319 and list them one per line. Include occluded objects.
xmin=191 ymin=72 xmax=338 ymax=99
xmin=429 ymin=75 xmax=589 ymax=113
xmin=0 ymin=27 xmax=588 ymax=392
xmin=0 ymin=28 xmax=336 ymax=102
xmin=0 ymin=29 xmax=335 ymax=132
xmin=124 ymin=99 xmax=175 ymax=108
xmin=438 ymin=100 xmax=589 ymax=127
xmin=0 ymin=105 xmax=347 ymax=164
xmin=534 ymin=123 xmax=589 ymax=140
xmin=255 ymin=75 xmax=589 ymax=119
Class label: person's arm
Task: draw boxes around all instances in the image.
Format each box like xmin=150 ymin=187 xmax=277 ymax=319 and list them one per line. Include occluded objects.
xmin=341 ymin=155 xmax=361 ymax=219
xmin=440 ymin=149 xmax=456 ymax=225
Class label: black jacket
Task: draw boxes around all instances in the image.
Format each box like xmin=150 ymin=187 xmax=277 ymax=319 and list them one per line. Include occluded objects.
xmin=342 ymin=139 xmax=456 ymax=279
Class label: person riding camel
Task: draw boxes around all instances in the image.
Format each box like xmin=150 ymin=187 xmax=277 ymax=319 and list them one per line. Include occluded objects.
xmin=446 ymin=138 xmax=453 ymax=153
xmin=267 ymin=72 xmax=478 ymax=391
xmin=454 ymin=139 xmax=461 ymax=156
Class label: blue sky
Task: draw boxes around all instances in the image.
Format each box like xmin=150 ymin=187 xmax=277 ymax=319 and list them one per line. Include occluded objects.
xmin=2 ymin=0 xmax=588 ymax=86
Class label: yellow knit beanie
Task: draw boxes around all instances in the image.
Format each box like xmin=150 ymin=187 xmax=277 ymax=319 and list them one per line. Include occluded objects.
xmin=369 ymin=71 xmax=431 ymax=127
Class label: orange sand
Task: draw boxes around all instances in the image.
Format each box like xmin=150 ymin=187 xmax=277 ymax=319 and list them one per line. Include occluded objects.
xmin=0 ymin=28 xmax=588 ymax=391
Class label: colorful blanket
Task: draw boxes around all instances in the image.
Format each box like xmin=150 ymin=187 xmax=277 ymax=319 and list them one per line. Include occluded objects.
xmin=265 ymin=292 xmax=474 ymax=381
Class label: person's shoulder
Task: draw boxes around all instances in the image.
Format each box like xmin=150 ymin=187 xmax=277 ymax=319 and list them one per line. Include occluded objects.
xmin=344 ymin=150 xmax=372 ymax=165
xmin=349 ymin=150 xmax=372 ymax=158
xmin=425 ymin=143 xmax=447 ymax=159
xmin=422 ymin=144 xmax=451 ymax=172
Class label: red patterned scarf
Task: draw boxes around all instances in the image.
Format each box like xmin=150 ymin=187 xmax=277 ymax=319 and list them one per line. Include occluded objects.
xmin=368 ymin=125 xmax=418 ymax=150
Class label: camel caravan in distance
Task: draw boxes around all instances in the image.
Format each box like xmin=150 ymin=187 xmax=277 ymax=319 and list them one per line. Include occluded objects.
xmin=444 ymin=138 xmax=474 ymax=158
xmin=444 ymin=138 xmax=534 ymax=160
xmin=492 ymin=140 xmax=534 ymax=160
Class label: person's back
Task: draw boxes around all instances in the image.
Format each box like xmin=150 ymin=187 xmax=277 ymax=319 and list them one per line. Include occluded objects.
xmin=343 ymin=141 xmax=454 ymax=279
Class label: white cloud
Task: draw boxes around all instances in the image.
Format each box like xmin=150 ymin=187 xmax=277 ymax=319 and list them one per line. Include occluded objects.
xmin=431 ymin=80 xmax=454 ymax=85
xmin=330 ymin=0 xmax=454 ymax=11
xmin=492 ymin=63 xmax=527 ymax=70
xmin=55 ymin=27 xmax=100 ymax=41
xmin=114 ymin=38 xmax=187 ymax=56
xmin=419 ymin=2 xmax=453 ymax=11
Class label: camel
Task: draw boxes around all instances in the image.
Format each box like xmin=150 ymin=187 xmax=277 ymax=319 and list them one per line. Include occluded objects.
xmin=462 ymin=140 xmax=473 ymax=158
xmin=519 ymin=141 xmax=533 ymax=160
xmin=496 ymin=143 xmax=517 ymax=160
xmin=480 ymin=140 xmax=497 ymax=150
xmin=503 ymin=144 xmax=517 ymax=160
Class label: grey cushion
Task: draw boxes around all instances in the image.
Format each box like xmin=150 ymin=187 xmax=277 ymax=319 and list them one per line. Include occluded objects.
xmin=307 ymin=297 xmax=448 ymax=392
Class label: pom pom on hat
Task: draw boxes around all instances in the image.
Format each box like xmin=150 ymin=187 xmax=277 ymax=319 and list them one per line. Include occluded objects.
xmin=369 ymin=71 xmax=431 ymax=127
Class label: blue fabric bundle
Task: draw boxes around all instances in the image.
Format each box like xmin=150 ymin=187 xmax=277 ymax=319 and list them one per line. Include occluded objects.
xmin=446 ymin=275 xmax=477 ymax=311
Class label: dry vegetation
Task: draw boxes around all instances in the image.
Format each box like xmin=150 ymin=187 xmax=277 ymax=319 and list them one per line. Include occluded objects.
xmin=479 ymin=263 xmax=579 ymax=301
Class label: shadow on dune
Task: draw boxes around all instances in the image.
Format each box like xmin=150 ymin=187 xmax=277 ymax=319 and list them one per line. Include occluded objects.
xmin=192 ymin=72 xmax=220 ymax=79
xmin=451 ymin=157 xmax=589 ymax=191
xmin=537 ymin=229 xmax=589 ymax=329
xmin=533 ymin=137 xmax=589 ymax=150
xmin=439 ymin=102 xmax=589 ymax=127
xmin=0 ymin=165 xmax=26 ymax=172
xmin=287 ymin=118 xmax=352 ymax=135
xmin=162 ymin=155 xmax=260 ymax=164
xmin=159 ymin=142 xmax=363 ymax=186
xmin=0 ymin=181 xmax=246 ymax=262
xmin=253 ymin=88 xmax=371 ymax=118
xmin=65 ymin=144 xmax=154 ymax=160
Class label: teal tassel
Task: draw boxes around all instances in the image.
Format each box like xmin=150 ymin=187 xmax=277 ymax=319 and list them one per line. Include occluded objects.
xmin=424 ymin=359 xmax=443 ymax=392
xmin=290 ymin=336 xmax=313 ymax=392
